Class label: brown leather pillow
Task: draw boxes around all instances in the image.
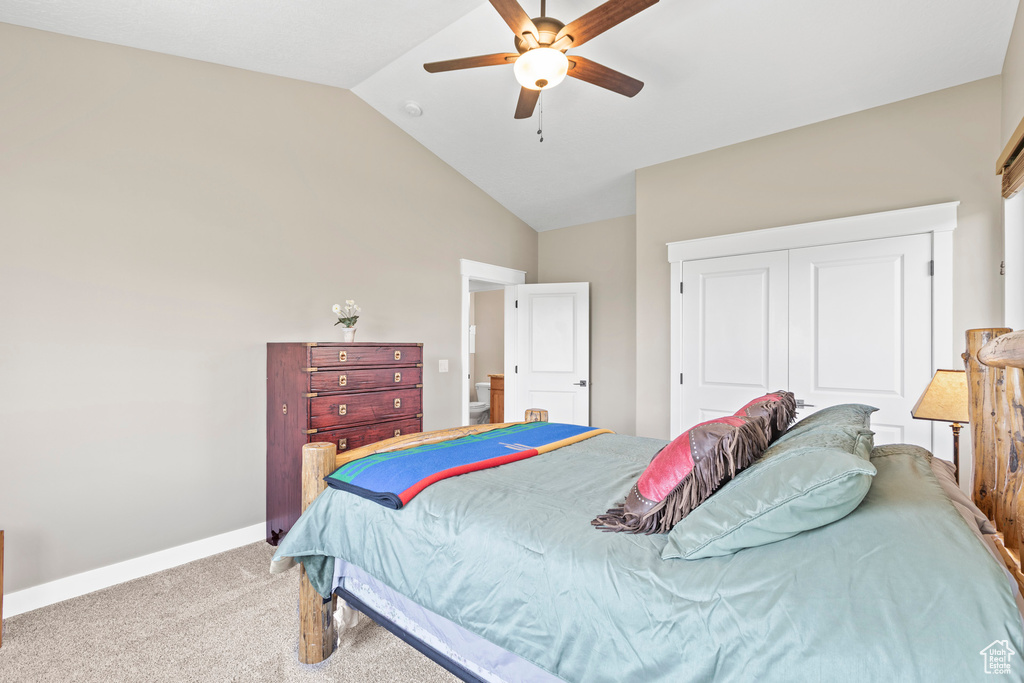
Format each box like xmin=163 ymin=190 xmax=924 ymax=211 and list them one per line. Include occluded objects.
xmin=593 ymin=415 xmax=769 ymax=534
xmin=734 ymin=390 xmax=797 ymax=442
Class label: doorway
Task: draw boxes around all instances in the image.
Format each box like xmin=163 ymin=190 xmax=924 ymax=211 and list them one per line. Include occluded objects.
xmin=469 ymin=286 xmax=505 ymax=424
xmin=460 ymin=260 xmax=526 ymax=426
xmin=459 ymin=260 xmax=593 ymax=427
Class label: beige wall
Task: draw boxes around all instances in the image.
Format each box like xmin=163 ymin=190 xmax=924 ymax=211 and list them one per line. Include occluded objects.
xmin=0 ymin=24 xmax=537 ymax=592
xmin=635 ymin=77 xmax=1004 ymax=439
xmin=539 ymin=216 xmax=637 ymax=435
xmin=471 ymin=290 xmax=504 ymax=402
xmin=1003 ymin=5 xmax=1024 ymax=146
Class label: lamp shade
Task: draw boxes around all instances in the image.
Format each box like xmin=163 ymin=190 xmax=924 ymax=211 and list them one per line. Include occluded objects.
xmin=911 ymin=369 xmax=969 ymax=424
xmin=513 ymin=48 xmax=569 ymax=91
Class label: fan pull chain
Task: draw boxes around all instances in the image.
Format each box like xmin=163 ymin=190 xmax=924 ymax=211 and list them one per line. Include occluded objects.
xmin=537 ymin=93 xmax=544 ymax=143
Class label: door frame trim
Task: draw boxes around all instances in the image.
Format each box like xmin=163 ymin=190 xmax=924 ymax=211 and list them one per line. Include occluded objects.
xmin=1005 ymin=194 xmax=1024 ymax=330
xmin=666 ymin=202 xmax=957 ymax=462
xmin=666 ymin=202 xmax=958 ymax=261
xmin=459 ymin=260 xmax=526 ymax=426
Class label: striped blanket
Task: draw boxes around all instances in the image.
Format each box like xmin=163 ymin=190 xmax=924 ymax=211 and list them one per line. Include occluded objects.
xmin=325 ymin=422 xmax=611 ymax=509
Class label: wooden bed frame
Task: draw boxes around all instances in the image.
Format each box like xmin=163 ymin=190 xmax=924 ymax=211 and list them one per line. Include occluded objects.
xmin=292 ymin=329 xmax=1024 ymax=666
xmin=965 ymin=328 xmax=1024 ymax=594
xmin=295 ymin=414 xmax=548 ymax=664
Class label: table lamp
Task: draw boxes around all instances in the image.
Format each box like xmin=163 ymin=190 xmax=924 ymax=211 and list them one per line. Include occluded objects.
xmin=911 ymin=369 xmax=969 ymax=479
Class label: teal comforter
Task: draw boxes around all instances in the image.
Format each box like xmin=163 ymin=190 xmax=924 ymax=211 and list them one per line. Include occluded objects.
xmin=273 ymin=434 xmax=1024 ymax=682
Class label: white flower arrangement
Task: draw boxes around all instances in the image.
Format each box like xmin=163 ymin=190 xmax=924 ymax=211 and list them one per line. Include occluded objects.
xmin=332 ymin=300 xmax=361 ymax=328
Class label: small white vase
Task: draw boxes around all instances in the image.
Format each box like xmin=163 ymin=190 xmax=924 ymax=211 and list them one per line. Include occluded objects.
xmin=340 ymin=327 xmax=357 ymax=342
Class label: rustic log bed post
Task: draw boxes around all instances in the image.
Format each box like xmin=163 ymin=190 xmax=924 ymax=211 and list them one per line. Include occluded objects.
xmin=297 ymin=412 xmax=549 ymax=664
xmin=299 ymin=442 xmax=338 ymax=664
xmin=964 ymin=329 xmax=1012 ymax=520
xmin=965 ymin=328 xmax=1024 ymax=593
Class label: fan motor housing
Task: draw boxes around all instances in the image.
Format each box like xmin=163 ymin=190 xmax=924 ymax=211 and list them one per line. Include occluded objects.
xmin=515 ymin=17 xmax=566 ymax=53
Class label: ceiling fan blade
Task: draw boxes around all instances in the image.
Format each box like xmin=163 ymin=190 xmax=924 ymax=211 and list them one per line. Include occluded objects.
xmin=424 ymin=53 xmax=519 ymax=73
xmin=514 ymin=87 xmax=540 ymax=119
xmin=567 ymin=56 xmax=643 ymax=97
xmin=489 ymin=0 xmax=540 ymax=41
xmin=556 ymin=0 xmax=659 ymax=47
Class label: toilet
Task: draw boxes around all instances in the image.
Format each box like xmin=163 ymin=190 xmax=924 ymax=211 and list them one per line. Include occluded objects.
xmin=469 ymin=381 xmax=490 ymax=424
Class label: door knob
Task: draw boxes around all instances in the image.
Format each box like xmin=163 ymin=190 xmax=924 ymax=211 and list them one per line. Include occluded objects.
xmin=573 ymin=380 xmax=588 ymax=387
xmin=796 ymin=399 xmax=815 ymax=409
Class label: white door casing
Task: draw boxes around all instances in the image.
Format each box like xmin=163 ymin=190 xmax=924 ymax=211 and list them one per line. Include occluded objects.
xmin=1005 ymin=193 xmax=1024 ymax=330
xmin=787 ymin=234 xmax=933 ymax=449
xmin=668 ymin=202 xmax=956 ymax=464
xmin=509 ymin=283 xmax=590 ymax=425
xmin=680 ymin=251 xmax=788 ymax=429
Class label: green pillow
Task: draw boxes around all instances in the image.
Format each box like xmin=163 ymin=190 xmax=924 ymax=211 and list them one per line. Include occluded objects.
xmin=763 ymin=404 xmax=877 ymax=461
xmin=661 ymin=445 xmax=877 ymax=560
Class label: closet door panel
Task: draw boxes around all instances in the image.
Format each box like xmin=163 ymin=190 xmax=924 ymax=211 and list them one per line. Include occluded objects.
xmin=811 ymin=256 xmax=901 ymax=393
xmin=788 ymin=234 xmax=933 ymax=449
xmin=679 ymin=251 xmax=789 ymax=433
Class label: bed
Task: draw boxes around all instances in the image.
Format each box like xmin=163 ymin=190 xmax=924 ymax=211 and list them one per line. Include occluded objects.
xmin=271 ymin=328 xmax=1024 ymax=681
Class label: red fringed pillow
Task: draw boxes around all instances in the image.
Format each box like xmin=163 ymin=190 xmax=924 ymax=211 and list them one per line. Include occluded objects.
xmin=593 ymin=415 xmax=769 ymax=534
xmin=734 ymin=390 xmax=797 ymax=442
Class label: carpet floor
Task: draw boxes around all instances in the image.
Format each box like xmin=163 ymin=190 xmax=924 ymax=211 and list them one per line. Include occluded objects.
xmin=0 ymin=542 xmax=457 ymax=682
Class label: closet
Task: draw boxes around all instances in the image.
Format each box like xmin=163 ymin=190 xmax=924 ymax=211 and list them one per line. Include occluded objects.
xmin=668 ymin=203 xmax=957 ymax=458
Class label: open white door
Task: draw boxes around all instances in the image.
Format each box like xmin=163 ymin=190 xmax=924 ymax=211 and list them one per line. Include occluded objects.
xmin=507 ymin=283 xmax=590 ymax=425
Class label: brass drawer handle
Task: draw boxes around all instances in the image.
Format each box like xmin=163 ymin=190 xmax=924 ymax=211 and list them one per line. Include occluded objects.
xmin=338 ymin=404 xmax=347 ymax=416
xmin=394 ymin=372 xmax=401 ymax=383
xmin=338 ymin=438 xmax=348 ymax=450
xmin=394 ymin=350 xmax=402 ymax=361
xmin=339 ymin=351 xmax=347 ymax=362
xmin=394 ymin=429 xmax=401 ymax=437
xmin=338 ymin=374 xmax=347 ymax=387
xmin=394 ymin=398 xmax=401 ymax=409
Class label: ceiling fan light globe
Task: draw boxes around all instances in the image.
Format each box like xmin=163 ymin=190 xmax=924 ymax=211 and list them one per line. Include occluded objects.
xmin=513 ymin=47 xmax=568 ymax=91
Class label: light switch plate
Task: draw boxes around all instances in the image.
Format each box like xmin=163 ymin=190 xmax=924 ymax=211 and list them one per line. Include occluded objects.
xmin=439 ymin=359 xmax=448 ymax=373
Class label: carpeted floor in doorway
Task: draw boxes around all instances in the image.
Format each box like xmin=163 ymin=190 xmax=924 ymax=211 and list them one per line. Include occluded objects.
xmin=0 ymin=542 xmax=457 ymax=682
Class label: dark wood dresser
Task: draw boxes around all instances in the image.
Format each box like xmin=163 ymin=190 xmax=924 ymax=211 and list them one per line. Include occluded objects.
xmin=266 ymin=342 xmax=424 ymax=544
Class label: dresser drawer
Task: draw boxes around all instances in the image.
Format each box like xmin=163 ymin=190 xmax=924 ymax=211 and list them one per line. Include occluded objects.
xmin=308 ymin=387 xmax=422 ymax=431
xmin=308 ymin=344 xmax=423 ymax=368
xmin=309 ymin=366 xmax=423 ymax=394
xmin=311 ymin=417 xmax=423 ymax=455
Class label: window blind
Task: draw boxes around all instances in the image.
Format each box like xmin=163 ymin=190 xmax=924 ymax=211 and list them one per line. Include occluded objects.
xmin=998 ymin=116 xmax=1024 ymax=198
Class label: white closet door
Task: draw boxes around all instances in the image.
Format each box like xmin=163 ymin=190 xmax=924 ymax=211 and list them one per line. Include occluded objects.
xmin=788 ymin=234 xmax=933 ymax=448
xmin=512 ymin=283 xmax=590 ymax=425
xmin=679 ymin=251 xmax=789 ymax=432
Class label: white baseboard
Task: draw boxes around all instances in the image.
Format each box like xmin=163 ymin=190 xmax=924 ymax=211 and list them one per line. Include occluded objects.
xmin=3 ymin=522 xmax=265 ymax=617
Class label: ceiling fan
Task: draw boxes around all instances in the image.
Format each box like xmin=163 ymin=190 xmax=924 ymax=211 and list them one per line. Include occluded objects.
xmin=423 ymin=0 xmax=659 ymax=119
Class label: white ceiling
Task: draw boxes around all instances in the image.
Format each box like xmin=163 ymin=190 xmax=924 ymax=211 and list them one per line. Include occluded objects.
xmin=2 ymin=0 xmax=1019 ymax=231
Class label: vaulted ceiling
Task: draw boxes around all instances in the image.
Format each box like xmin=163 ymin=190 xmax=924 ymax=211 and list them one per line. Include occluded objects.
xmin=2 ymin=0 xmax=1018 ymax=230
